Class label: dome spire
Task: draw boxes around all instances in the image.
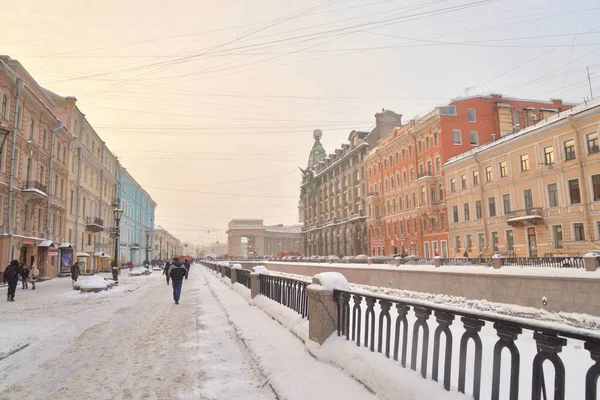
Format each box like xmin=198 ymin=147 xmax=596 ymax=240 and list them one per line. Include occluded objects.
xmin=307 ymin=129 xmax=326 ymax=168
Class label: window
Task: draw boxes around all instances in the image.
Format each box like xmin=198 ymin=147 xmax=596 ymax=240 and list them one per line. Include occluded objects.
xmin=410 ymin=169 xmax=414 ymax=181
xmin=38 ymin=208 xmax=43 ymax=232
xmin=408 ymin=146 xmax=412 ymax=157
xmin=564 ymin=139 xmax=576 ymax=160
xmin=384 ymin=160 xmax=387 ymax=169
xmin=466 ymin=234 xmax=472 ymax=251
xmin=478 ymin=233 xmax=485 ymax=251
xmin=468 ymin=108 xmax=476 ymax=122
xmin=499 ymin=161 xmax=508 ymax=178
xmin=453 ymin=205 xmax=459 ymax=223
xmin=413 ymin=218 xmax=418 ymax=233
xmin=485 ymin=166 xmax=492 ymax=182
xmin=439 ymin=184 xmax=444 ymax=201
xmin=427 ymin=161 xmax=432 ymax=175
xmin=454 ymin=236 xmax=461 ymax=252
xmin=552 ymin=225 xmax=563 ymax=248
xmin=440 ymin=214 xmax=445 ymax=230
xmin=450 ymin=178 xmax=456 ymax=192
xmin=491 ymin=231 xmax=499 ymax=251
xmin=544 ymin=146 xmax=555 ymax=165
xmin=439 ymin=105 xmax=457 ymax=115
xmin=1 ymin=94 xmax=7 ymax=118
xmin=502 ymin=194 xmax=511 ymax=214
xmin=29 ymin=118 xmax=35 ymax=140
xmin=488 ymin=197 xmax=497 ymax=217
xmin=524 ymin=189 xmax=533 ymax=211
xmin=88 ymin=233 xmax=92 ymax=246
xmin=418 ymin=141 xmax=422 ymax=154
xmin=470 ymin=131 xmax=478 ymax=146
xmin=545 ymin=183 xmax=559 ymax=208
xmin=593 ymin=175 xmax=600 ymax=201
xmin=568 ymin=179 xmax=581 ymax=204
xmin=574 ymin=223 xmax=585 ymax=241
xmin=513 ymin=111 xmax=520 ymax=126
xmin=433 ymin=132 xmax=438 ymax=146
xmin=431 ymin=189 xmax=436 ymax=203
xmin=431 ymin=218 xmax=436 ymax=231
xmin=463 ymin=203 xmax=470 ymax=221
xmin=70 ymin=190 xmax=74 ymax=214
xmin=453 ymin=130 xmax=462 ymax=145
xmin=475 ymin=200 xmax=482 ymax=219
xmin=588 ymin=133 xmax=599 ymax=154
xmin=40 ymin=165 xmax=45 ymax=185
xmin=435 ymin=157 xmax=441 ymax=172
xmin=458 ymin=174 xmax=467 ymax=189
xmin=506 ymin=230 xmax=514 ymax=251
xmin=423 ymin=218 xmax=428 ymax=232
xmin=472 ymin=170 xmax=479 ymax=186
xmin=402 ymin=149 xmax=406 ymax=161
xmin=426 ymin=137 xmax=430 ymax=150
xmin=520 ymin=154 xmax=529 ymax=172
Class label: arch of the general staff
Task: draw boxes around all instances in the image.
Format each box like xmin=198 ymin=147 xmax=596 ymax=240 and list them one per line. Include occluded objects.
xmin=227 ymin=219 xmax=302 ymax=257
xmin=303 ymin=218 xmax=368 ymax=257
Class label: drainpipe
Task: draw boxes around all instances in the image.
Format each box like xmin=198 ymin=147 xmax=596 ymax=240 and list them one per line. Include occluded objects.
xmin=46 ymin=120 xmax=62 ymax=239
xmin=74 ymin=146 xmax=82 ymax=254
xmin=567 ymin=115 xmax=594 ymax=248
xmin=7 ymin=77 xmax=23 ymax=262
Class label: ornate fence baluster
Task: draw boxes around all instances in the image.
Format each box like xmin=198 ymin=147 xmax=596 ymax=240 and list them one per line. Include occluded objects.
xmin=531 ymin=332 xmax=566 ymax=400
xmin=585 ymin=340 xmax=600 ymax=400
xmin=336 ymin=290 xmax=341 ymax=337
xmin=491 ymin=323 xmax=522 ymax=400
xmin=458 ymin=317 xmax=485 ymax=400
xmin=411 ymin=306 xmax=432 ymax=378
xmin=364 ymin=297 xmax=376 ymax=351
xmin=341 ymin=292 xmax=351 ymax=340
xmin=393 ymin=304 xmax=409 ymax=367
xmin=352 ymin=295 xmax=363 ymax=345
xmin=432 ymin=310 xmax=455 ymax=391
xmin=378 ymin=300 xmax=392 ymax=357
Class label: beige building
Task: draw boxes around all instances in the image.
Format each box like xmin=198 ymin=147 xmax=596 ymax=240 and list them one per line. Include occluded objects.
xmin=47 ymin=93 xmax=121 ymax=273
xmin=444 ymin=98 xmax=600 ymax=257
xmin=154 ymin=226 xmax=182 ymax=259
xmin=299 ymin=110 xmax=402 ymax=257
xmin=197 ymin=241 xmax=228 ymax=257
xmin=227 ymin=219 xmax=301 ymax=257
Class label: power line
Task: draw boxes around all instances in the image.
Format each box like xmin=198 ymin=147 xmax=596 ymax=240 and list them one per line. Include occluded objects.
xmin=144 ymin=186 xmax=298 ymax=199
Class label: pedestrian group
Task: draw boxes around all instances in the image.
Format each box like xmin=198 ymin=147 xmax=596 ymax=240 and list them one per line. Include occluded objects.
xmin=3 ymin=260 xmax=39 ymax=302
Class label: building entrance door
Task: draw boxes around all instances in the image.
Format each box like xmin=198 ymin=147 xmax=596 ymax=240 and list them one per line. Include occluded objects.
xmin=527 ymin=227 xmax=538 ymax=257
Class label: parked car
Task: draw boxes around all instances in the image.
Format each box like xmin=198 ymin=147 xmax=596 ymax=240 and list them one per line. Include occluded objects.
xmin=327 ymin=255 xmax=340 ymax=263
xmin=577 ymin=251 xmax=600 ymax=258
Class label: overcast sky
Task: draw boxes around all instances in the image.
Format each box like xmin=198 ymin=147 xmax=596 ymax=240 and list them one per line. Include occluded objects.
xmin=4 ymin=0 xmax=600 ymax=245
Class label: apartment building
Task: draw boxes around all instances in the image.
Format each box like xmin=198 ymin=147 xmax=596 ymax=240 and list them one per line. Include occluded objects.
xmin=445 ymin=98 xmax=600 ymax=257
xmin=154 ymin=226 xmax=182 ymax=260
xmin=365 ymin=95 xmax=574 ymax=257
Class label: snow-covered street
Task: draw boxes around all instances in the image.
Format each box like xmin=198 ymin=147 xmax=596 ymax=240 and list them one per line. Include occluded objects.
xmin=0 ymin=265 xmax=377 ymax=400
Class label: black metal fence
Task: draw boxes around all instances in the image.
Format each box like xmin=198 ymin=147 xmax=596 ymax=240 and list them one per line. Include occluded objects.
xmin=440 ymin=257 xmax=493 ymax=267
xmin=503 ymin=257 xmax=585 ymax=269
xmin=260 ymin=274 xmax=309 ymax=319
xmin=333 ymin=288 xmax=599 ymax=400
xmin=237 ymin=268 xmax=251 ymax=289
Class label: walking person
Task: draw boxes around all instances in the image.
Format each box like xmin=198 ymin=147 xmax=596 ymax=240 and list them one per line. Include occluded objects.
xmin=20 ymin=264 xmax=31 ymax=290
xmin=163 ymin=261 xmax=171 ymax=285
xmin=168 ymin=257 xmax=188 ymax=305
xmin=71 ymin=262 xmax=80 ymax=283
xmin=30 ymin=264 xmax=39 ymax=290
xmin=3 ymin=260 xmax=20 ymax=302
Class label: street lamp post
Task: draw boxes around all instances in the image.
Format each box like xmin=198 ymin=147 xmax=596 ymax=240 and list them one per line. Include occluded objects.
xmin=111 ymin=207 xmax=123 ymax=282
xmin=144 ymin=219 xmax=153 ymax=265
xmin=159 ymin=235 xmax=163 ymax=260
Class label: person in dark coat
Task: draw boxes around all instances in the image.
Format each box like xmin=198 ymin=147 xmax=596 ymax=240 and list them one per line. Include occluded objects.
xmin=168 ymin=257 xmax=188 ymax=305
xmin=20 ymin=265 xmax=31 ymax=289
xmin=71 ymin=262 xmax=80 ymax=282
xmin=184 ymin=260 xmax=191 ymax=272
xmin=3 ymin=260 xmax=20 ymax=302
xmin=163 ymin=261 xmax=171 ymax=285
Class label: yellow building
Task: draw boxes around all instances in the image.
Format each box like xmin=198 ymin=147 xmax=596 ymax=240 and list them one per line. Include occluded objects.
xmin=444 ymin=98 xmax=600 ymax=257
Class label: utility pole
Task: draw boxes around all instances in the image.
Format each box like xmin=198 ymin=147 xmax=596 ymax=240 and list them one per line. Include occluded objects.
xmin=587 ymin=66 xmax=594 ymax=99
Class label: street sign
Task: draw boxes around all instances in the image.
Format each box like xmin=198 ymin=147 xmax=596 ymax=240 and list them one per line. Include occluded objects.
xmin=48 ymin=249 xmax=58 ymax=256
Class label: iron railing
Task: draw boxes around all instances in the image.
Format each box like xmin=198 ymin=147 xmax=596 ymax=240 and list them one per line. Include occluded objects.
xmin=85 ymin=217 xmax=104 ymax=226
xmin=333 ymin=288 xmax=600 ymax=400
xmin=22 ymin=180 xmax=47 ymax=193
xmin=503 ymin=257 xmax=585 ymax=269
xmin=259 ymin=274 xmax=309 ymax=319
xmin=440 ymin=257 xmax=493 ymax=267
xmin=225 ymin=266 xmax=231 ymax=279
xmin=237 ymin=268 xmax=250 ymax=289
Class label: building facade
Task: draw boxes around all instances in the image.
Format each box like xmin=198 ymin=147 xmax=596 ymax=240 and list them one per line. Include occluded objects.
xmin=227 ymin=219 xmax=301 ymax=257
xmin=0 ymin=57 xmax=70 ymax=277
xmin=153 ymin=226 xmax=182 ymax=260
xmin=119 ymin=168 xmax=156 ymax=266
xmin=445 ymin=98 xmax=600 ymax=257
xmin=365 ymin=95 xmax=574 ymax=258
xmin=299 ymin=110 xmax=401 ymax=257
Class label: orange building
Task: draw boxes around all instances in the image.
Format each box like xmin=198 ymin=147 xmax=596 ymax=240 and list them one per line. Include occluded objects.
xmin=365 ymin=95 xmax=574 ymax=257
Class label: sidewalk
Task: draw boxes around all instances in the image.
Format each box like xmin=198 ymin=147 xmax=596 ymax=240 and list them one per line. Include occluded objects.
xmin=200 ymin=267 xmax=378 ymax=400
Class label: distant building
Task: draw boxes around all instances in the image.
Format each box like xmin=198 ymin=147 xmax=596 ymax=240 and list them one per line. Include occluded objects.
xmin=445 ymin=98 xmax=600 ymax=257
xmin=227 ymin=219 xmax=301 ymax=257
xmin=153 ymin=226 xmax=182 ymax=260
xmin=299 ymin=110 xmax=402 ymax=257
xmin=365 ymin=95 xmax=574 ymax=258
xmin=197 ymin=241 xmax=228 ymax=257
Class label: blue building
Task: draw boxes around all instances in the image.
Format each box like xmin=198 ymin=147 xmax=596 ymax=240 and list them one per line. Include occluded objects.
xmin=118 ymin=167 xmax=157 ymax=266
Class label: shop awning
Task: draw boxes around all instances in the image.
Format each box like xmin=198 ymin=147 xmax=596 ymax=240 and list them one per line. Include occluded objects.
xmin=76 ymin=252 xmax=90 ymax=257
xmin=93 ymin=252 xmax=106 ymax=257
xmin=59 ymin=242 xmax=72 ymax=248
xmin=101 ymin=254 xmax=111 ymax=259
xmin=38 ymin=240 xmax=54 ymax=248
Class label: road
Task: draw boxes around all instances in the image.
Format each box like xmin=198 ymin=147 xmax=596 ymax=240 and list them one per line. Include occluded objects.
xmin=0 ymin=268 xmax=275 ymax=400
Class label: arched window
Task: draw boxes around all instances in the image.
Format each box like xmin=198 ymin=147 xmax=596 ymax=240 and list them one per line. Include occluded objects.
xmin=439 ymin=184 xmax=444 ymax=201
xmin=29 ymin=117 xmax=35 ymax=139
xmin=1 ymin=94 xmax=7 ymax=118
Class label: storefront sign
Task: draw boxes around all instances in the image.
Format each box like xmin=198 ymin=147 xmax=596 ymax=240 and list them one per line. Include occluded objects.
xmin=48 ymin=248 xmax=58 ymax=256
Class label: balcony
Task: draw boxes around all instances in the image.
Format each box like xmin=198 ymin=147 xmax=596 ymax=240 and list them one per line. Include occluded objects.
xmin=21 ymin=181 xmax=48 ymax=204
xmin=417 ymin=171 xmax=434 ymax=180
xmin=85 ymin=217 xmax=104 ymax=233
xmin=129 ymin=243 xmax=140 ymax=250
xmin=506 ymin=208 xmax=544 ymax=226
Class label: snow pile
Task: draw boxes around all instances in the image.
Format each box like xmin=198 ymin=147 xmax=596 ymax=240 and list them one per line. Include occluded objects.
xmin=231 ymin=263 xmax=243 ymax=270
xmin=253 ymin=295 xmax=308 ymax=341
xmin=128 ymin=267 xmax=148 ymax=276
xmin=232 ymin=282 xmax=251 ymax=302
xmin=252 ymin=265 xmax=270 ymax=275
xmin=76 ymin=275 xmax=110 ymax=292
xmin=313 ymin=272 xmax=349 ymax=290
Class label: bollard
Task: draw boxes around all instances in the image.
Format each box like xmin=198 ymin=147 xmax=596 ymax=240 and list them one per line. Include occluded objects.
xmin=307 ymin=276 xmax=339 ymax=345
xmin=584 ymin=256 xmax=599 ymax=272
xmin=231 ymin=268 xmax=238 ymax=284
xmin=250 ymin=273 xmax=261 ymax=298
xmin=434 ymin=257 xmax=442 ymax=268
xmin=492 ymin=256 xmax=503 ymax=269
xmin=367 ymin=257 xmax=373 ymax=265
xmin=221 ymin=266 xmax=226 ymax=278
